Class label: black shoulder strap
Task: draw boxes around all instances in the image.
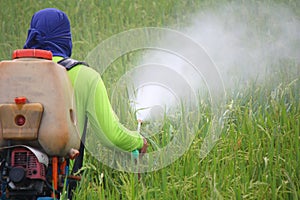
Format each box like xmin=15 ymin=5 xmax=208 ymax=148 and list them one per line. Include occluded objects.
xmin=58 ymin=57 xmax=89 ymax=169
xmin=58 ymin=58 xmax=89 ymax=172
xmin=57 ymin=57 xmax=89 ymax=171
xmin=58 ymin=57 xmax=89 ymax=70
xmin=58 ymin=57 xmax=90 ymax=199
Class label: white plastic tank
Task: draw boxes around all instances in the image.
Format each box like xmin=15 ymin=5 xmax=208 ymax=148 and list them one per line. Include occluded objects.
xmin=0 ymin=49 xmax=80 ymax=157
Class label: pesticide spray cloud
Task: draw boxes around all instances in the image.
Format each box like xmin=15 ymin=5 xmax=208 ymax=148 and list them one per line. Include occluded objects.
xmin=126 ymin=1 xmax=300 ymax=164
xmin=85 ymin=1 xmax=300 ymax=172
xmin=184 ymin=2 xmax=300 ymax=86
xmin=134 ymin=1 xmax=300 ymax=101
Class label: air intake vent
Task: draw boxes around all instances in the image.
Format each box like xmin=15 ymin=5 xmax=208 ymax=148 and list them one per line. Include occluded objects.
xmin=13 ymin=151 xmax=27 ymax=168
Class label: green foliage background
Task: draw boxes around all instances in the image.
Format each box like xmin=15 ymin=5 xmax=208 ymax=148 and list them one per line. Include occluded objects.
xmin=0 ymin=0 xmax=299 ymax=199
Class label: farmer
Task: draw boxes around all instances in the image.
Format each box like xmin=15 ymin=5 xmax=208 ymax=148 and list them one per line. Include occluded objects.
xmin=23 ymin=8 xmax=147 ymax=159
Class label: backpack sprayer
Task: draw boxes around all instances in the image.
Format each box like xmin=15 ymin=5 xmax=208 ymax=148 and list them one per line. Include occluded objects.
xmin=0 ymin=49 xmax=83 ymax=200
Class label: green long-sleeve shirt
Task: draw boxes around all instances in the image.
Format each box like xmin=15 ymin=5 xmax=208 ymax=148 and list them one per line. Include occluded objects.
xmin=53 ymin=56 xmax=143 ymax=152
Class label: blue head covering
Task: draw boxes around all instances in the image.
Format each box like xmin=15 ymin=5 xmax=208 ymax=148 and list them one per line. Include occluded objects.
xmin=24 ymin=8 xmax=72 ymax=57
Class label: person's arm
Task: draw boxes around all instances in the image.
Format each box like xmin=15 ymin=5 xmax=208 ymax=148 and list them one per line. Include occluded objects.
xmin=82 ymin=67 xmax=144 ymax=152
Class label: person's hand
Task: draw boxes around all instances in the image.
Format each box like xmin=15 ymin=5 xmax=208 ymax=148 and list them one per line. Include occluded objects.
xmin=139 ymin=137 xmax=148 ymax=158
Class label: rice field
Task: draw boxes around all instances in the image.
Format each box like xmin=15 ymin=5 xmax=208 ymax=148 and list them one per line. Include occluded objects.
xmin=0 ymin=0 xmax=299 ymax=199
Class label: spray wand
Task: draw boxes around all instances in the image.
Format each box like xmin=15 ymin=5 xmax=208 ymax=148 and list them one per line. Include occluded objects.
xmin=132 ymin=119 xmax=144 ymax=180
xmin=132 ymin=119 xmax=143 ymax=159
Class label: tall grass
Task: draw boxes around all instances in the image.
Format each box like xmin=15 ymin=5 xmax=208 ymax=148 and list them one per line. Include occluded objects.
xmin=1 ymin=0 xmax=299 ymax=199
xmin=74 ymin=75 xmax=299 ymax=199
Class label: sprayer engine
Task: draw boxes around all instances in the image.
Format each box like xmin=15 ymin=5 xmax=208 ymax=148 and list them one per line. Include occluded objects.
xmin=10 ymin=147 xmax=46 ymax=181
xmin=0 ymin=147 xmax=49 ymax=199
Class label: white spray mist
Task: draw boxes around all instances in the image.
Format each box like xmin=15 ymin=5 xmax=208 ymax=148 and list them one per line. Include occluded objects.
xmin=131 ymin=1 xmax=300 ymax=119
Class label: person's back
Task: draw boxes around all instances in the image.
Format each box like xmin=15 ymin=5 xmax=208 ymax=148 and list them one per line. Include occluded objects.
xmin=23 ymin=8 xmax=147 ymax=154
